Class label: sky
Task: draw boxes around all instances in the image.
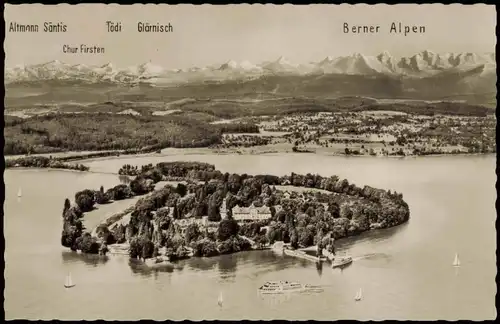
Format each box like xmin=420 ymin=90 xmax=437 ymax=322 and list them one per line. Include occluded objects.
xmin=4 ymin=4 xmax=497 ymax=69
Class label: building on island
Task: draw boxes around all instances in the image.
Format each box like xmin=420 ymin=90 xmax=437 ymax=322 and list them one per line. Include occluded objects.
xmin=220 ymin=198 xmax=272 ymax=222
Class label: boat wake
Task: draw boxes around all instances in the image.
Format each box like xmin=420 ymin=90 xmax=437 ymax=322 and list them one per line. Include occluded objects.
xmin=352 ymin=252 xmax=392 ymax=262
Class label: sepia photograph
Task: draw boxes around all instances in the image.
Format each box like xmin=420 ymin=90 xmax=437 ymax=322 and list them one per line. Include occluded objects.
xmin=3 ymin=3 xmax=497 ymax=321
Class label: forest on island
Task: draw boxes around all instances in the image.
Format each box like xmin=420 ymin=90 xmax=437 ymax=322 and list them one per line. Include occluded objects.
xmin=61 ymin=161 xmax=410 ymax=261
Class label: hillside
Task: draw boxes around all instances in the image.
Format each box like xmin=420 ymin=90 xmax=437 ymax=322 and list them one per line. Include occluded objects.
xmin=3 ymin=113 xmax=222 ymax=155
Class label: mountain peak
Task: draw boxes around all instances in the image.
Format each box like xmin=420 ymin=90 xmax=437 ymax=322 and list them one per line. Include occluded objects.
xmin=136 ymin=62 xmax=164 ymax=76
xmin=42 ymin=59 xmax=64 ymax=66
xmin=225 ymin=60 xmax=238 ymax=67
xmin=219 ymin=60 xmax=261 ymax=72
xmin=219 ymin=60 xmax=239 ymax=70
xmin=275 ymin=56 xmax=291 ymax=64
xmin=378 ymin=50 xmax=392 ymax=58
xmin=321 ymin=56 xmax=335 ymax=63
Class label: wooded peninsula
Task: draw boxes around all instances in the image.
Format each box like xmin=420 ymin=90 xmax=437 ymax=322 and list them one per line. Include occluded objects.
xmin=60 ymin=161 xmax=410 ymax=264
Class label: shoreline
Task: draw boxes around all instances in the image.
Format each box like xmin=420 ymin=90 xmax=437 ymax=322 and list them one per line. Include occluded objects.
xmin=5 ymin=146 xmax=495 ymax=169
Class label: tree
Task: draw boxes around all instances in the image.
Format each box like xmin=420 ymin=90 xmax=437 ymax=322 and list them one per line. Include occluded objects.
xmin=266 ymin=226 xmax=279 ymax=244
xmin=128 ymin=236 xmax=154 ymax=260
xmin=75 ymin=190 xmax=95 ymax=212
xmin=172 ymin=245 xmax=190 ymax=260
xmin=63 ymin=198 xmax=71 ymax=215
xmin=193 ymin=238 xmax=219 ymax=257
xmin=396 ymin=136 xmax=407 ymax=146
xmin=96 ymin=224 xmax=116 ymax=245
xmin=61 ymin=225 xmax=82 ymax=251
xmin=107 ymin=184 xmax=132 ymax=201
xmin=217 ymin=218 xmax=240 ymax=241
xmin=95 ymin=185 xmax=110 ymax=204
xmin=314 ymin=228 xmax=324 ymax=246
xmin=217 ymin=239 xmax=233 ymax=255
xmin=328 ymin=202 xmax=340 ymax=218
xmin=99 ymin=243 xmax=108 ymax=256
xmin=76 ymin=233 xmax=100 ymax=254
xmin=129 ymin=236 xmax=143 ymax=259
xmin=152 ymin=245 xmax=159 ymax=258
xmin=290 ymin=229 xmax=299 ymax=249
xmin=298 ymin=226 xmax=315 ymax=247
xmin=141 ymin=239 xmax=155 ymax=260
xmin=275 ymin=210 xmax=286 ymax=223
xmin=165 ymin=230 xmax=185 ymax=251
xmin=176 ymin=183 xmax=187 ymax=197
xmin=185 ymin=223 xmax=201 ymax=244
xmin=111 ymin=224 xmax=126 ymax=244
xmin=172 ymin=201 xmax=181 ymax=219
xmin=130 ymin=176 xmax=153 ymax=195
xmin=207 ymin=191 xmax=223 ymax=221
xmin=255 ymin=234 xmax=269 ymax=248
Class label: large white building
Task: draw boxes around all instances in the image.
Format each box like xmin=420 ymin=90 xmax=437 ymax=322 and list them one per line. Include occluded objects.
xmin=220 ymin=198 xmax=272 ymax=221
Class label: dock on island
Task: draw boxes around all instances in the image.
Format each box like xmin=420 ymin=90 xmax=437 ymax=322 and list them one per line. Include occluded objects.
xmin=273 ymin=242 xmax=334 ymax=263
xmin=283 ymin=248 xmax=329 ymax=263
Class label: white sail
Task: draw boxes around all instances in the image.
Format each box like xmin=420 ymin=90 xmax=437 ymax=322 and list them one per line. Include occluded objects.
xmin=453 ymin=253 xmax=460 ymax=267
xmin=354 ymin=288 xmax=362 ymax=301
xmin=65 ymin=273 xmax=74 ymax=288
xmin=17 ymin=188 xmax=22 ymax=197
xmin=217 ymin=292 xmax=223 ymax=306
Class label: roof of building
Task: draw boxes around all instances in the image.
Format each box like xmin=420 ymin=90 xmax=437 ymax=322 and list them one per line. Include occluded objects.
xmin=233 ymin=203 xmax=271 ymax=214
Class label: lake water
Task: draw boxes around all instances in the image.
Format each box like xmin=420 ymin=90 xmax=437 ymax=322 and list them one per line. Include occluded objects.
xmin=4 ymin=154 xmax=497 ymax=320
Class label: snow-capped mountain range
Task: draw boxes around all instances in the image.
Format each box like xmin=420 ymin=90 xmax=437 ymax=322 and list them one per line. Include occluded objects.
xmin=5 ymin=50 xmax=495 ymax=85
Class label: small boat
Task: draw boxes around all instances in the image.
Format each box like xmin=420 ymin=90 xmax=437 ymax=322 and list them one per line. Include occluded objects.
xmin=17 ymin=188 xmax=22 ymax=198
xmin=354 ymin=288 xmax=362 ymax=301
xmin=332 ymin=256 xmax=353 ymax=269
xmin=64 ymin=272 xmax=75 ymax=288
xmin=453 ymin=253 xmax=461 ymax=267
xmin=217 ymin=292 xmax=223 ymax=307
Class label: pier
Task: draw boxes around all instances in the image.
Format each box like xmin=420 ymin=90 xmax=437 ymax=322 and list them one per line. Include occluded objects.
xmin=283 ymin=248 xmax=326 ymax=263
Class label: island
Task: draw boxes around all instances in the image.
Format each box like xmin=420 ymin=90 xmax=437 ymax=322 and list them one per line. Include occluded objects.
xmin=60 ymin=161 xmax=410 ymax=265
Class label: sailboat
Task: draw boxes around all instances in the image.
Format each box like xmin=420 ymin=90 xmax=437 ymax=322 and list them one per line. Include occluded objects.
xmin=217 ymin=292 xmax=223 ymax=307
xmin=453 ymin=253 xmax=461 ymax=267
xmin=17 ymin=188 xmax=22 ymax=198
xmin=354 ymin=288 xmax=363 ymax=301
xmin=64 ymin=272 xmax=75 ymax=288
